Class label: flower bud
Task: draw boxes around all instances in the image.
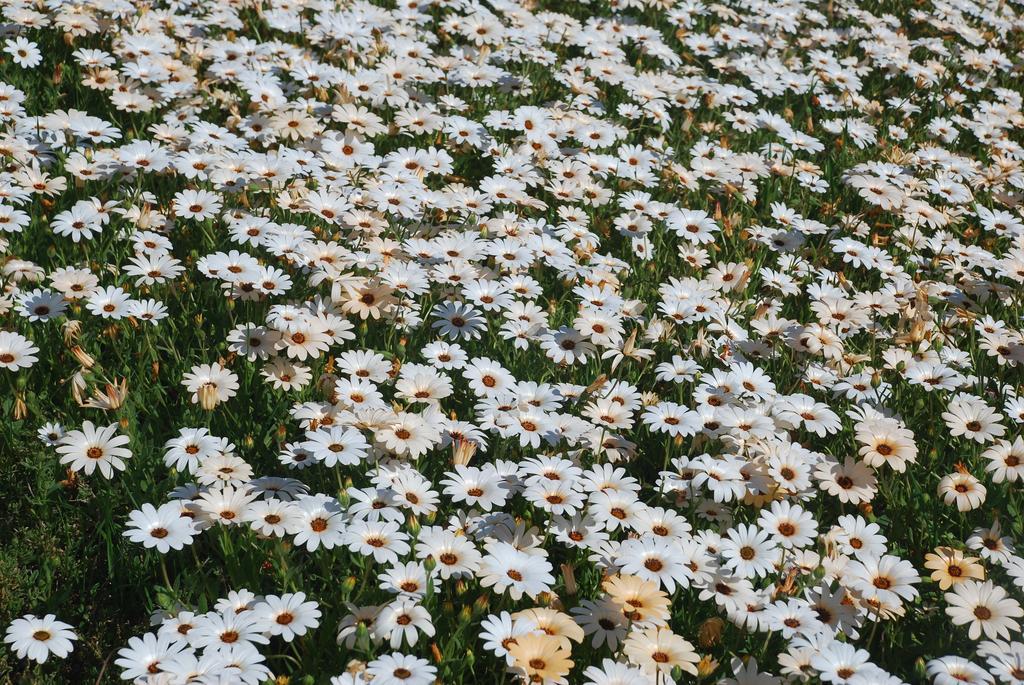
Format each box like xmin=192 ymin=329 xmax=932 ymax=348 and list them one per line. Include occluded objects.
xmin=560 ymin=564 xmax=577 ymax=596
xmin=696 ymin=655 xmax=719 ymax=678
xmin=198 ymin=383 xmax=220 ymax=410
xmin=698 ymin=617 xmax=724 ymax=647
xmin=13 ymin=392 xmax=27 ymax=420
xmin=70 ymin=345 xmax=94 ymax=369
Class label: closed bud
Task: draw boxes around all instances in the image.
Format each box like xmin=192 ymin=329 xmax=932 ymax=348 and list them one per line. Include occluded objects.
xmin=585 ymin=374 xmax=608 ymax=395
xmin=560 ymin=564 xmax=577 ymax=596
xmin=62 ymin=319 xmax=81 ymax=344
xmin=71 ymin=371 xmax=87 ymax=406
xmin=70 ymin=345 xmax=95 ymax=369
xmin=13 ymin=392 xmax=27 ymax=420
xmin=914 ymin=658 xmax=927 ymax=681
xmin=698 ymin=617 xmax=724 ymax=648
xmin=354 ymin=622 xmax=371 ymax=650
xmin=198 ymin=383 xmax=220 ymax=410
xmin=452 ymin=438 xmax=476 ymax=466
xmin=317 ymin=372 xmax=337 ymax=401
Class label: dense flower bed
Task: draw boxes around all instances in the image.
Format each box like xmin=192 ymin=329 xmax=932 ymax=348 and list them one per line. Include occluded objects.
xmin=1 ymin=0 xmax=1024 ymax=682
